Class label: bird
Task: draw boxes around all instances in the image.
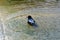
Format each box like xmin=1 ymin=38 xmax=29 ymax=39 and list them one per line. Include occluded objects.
xmin=27 ymin=15 xmax=35 ymax=26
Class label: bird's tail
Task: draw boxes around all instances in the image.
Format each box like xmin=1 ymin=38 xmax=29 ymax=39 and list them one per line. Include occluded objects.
xmin=32 ymin=23 xmax=38 ymax=28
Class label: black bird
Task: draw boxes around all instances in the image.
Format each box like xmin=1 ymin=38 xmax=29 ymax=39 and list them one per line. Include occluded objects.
xmin=27 ymin=15 xmax=36 ymax=26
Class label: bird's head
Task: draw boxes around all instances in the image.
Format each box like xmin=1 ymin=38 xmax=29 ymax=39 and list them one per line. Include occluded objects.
xmin=27 ymin=15 xmax=32 ymax=19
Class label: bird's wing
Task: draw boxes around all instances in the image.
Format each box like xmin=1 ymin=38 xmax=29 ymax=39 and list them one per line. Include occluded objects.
xmin=29 ymin=19 xmax=34 ymax=23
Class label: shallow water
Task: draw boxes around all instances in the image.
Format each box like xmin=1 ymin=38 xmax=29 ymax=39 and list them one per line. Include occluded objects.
xmin=2 ymin=11 xmax=60 ymax=40
xmin=0 ymin=3 xmax=60 ymax=40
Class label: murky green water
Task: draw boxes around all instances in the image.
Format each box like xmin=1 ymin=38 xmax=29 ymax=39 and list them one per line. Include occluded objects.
xmin=3 ymin=12 xmax=60 ymax=40
xmin=0 ymin=0 xmax=60 ymax=40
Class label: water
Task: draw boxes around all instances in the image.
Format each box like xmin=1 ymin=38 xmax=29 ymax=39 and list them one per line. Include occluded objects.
xmin=0 ymin=5 xmax=60 ymax=40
